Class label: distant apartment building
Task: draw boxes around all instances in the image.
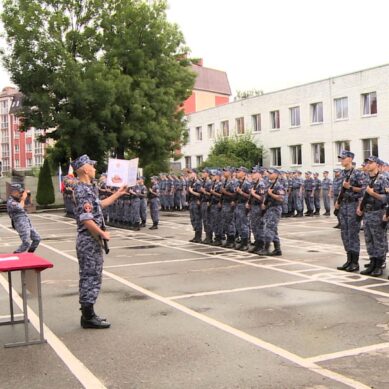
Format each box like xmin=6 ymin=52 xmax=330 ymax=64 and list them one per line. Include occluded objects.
xmin=0 ymin=86 xmax=48 ymax=173
xmin=183 ymin=59 xmax=231 ymax=114
xmin=180 ymin=63 xmax=389 ymax=172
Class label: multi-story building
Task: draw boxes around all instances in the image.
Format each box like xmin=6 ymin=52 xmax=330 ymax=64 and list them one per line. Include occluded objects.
xmin=0 ymin=86 xmax=47 ymax=173
xmin=183 ymin=59 xmax=231 ymax=114
xmin=180 ymin=63 xmax=389 ymax=172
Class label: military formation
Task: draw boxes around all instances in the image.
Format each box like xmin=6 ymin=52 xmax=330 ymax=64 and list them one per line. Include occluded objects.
xmin=7 ymin=151 xmax=389 ymax=329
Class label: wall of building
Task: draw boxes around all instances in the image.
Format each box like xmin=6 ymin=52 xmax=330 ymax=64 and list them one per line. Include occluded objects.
xmin=180 ymin=64 xmax=389 ymax=173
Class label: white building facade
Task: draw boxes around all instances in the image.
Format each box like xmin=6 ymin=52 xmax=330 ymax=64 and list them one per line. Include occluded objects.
xmin=179 ymin=64 xmax=389 ymax=172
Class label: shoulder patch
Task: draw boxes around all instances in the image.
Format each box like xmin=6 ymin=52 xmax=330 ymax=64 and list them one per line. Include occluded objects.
xmin=83 ymin=203 xmax=93 ymax=213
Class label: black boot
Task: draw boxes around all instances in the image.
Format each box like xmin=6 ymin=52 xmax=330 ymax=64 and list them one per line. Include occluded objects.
xmin=213 ymin=236 xmax=222 ymax=246
xmin=269 ymin=241 xmax=282 ymax=256
xmin=337 ymin=252 xmax=352 ymax=270
xmin=248 ymin=241 xmax=259 ymax=253
xmin=202 ymin=233 xmax=213 ymax=245
xmin=360 ymin=258 xmax=376 ymax=275
xmin=133 ymin=222 xmax=141 ymax=231
xmin=238 ymin=238 xmax=249 ymax=251
xmin=371 ymin=257 xmax=384 ymax=277
xmin=224 ymin=236 xmax=235 ymax=248
xmin=253 ymin=241 xmax=264 ymax=254
xmin=345 ymin=252 xmax=359 ymax=272
xmin=191 ymin=231 xmax=202 ymax=243
xmin=140 ymin=221 xmax=146 ymax=227
xmin=80 ymin=304 xmax=110 ymax=329
xmin=257 ymin=242 xmax=271 ymax=256
xmin=149 ymin=223 xmax=158 ymax=230
xmin=333 ymin=222 xmax=341 ymax=229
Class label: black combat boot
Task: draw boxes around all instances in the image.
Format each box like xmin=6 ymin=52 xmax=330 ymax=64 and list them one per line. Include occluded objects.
xmin=213 ymin=236 xmax=222 ymax=246
xmin=253 ymin=241 xmax=264 ymax=255
xmin=345 ymin=251 xmax=359 ymax=272
xmin=248 ymin=241 xmax=259 ymax=253
xmin=149 ymin=223 xmax=158 ymax=230
xmin=238 ymin=238 xmax=249 ymax=251
xmin=224 ymin=236 xmax=235 ymax=248
xmin=337 ymin=252 xmax=352 ymax=270
xmin=140 ymin=221 xmax=146 ymax=227
xmin=202 ymin=233 xmax=213 ymax=245
xmin=192 ymin=231 xmax=202 ymax=243
xmin=256 ymin=242 xmax=271 ymax=256
xmin=80 ymin=304 xmax=110 ymax=329
xmin=370 ymin=257 xmax=384 ymax=277
xmin=269 ymin=241 xmax=282 ymax=256
xmin=313 ymin=210 xmax=320 ymax=216
xmin=360 ymin=258 xmax=376 ymax=275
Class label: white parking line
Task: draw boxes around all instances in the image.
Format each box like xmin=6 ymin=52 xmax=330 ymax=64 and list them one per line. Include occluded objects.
xmin=104 ymin=257 xmax=206 ymax=269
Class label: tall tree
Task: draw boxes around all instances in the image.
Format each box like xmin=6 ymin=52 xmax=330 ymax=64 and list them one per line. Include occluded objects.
xmin=1 ymin=0 xmax=195 ymax=172
xmin=36 ymin=158 xmax=55 ymax=206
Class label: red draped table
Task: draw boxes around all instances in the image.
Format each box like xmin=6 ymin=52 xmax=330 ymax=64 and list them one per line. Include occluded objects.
xmin=0 ymin=253 xmax=53 ymax=347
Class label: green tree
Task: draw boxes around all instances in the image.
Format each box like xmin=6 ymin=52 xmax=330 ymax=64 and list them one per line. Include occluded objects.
xmin=1 ymin=0 xmax=195 ymax=174
xmin=36 ymin=159 xmax=55 ymax=206
xmin=202 ymin=134 xmax=265 ymax=169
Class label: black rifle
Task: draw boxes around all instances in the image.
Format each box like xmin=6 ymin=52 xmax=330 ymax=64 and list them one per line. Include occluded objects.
xmin=262 ymin=177 xmax=279 ymax=216
xmin=219 ymin=178 xmax=229 ymax=206
xmin=382 ymin=205 xmax=389 ymax=229
xmin=333 ymin=168 xmax=354 ymax=217
xmin=356 ymin=173 xmax=379 ymax=222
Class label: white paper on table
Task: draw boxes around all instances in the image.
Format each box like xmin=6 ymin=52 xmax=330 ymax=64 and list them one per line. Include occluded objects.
xmin=107 ymin=158 xmax=139 ymax=187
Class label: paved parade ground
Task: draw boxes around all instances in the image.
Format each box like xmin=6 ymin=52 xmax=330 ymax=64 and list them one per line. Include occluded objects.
xmin=1 ymin=210 xmax=389 ymax=389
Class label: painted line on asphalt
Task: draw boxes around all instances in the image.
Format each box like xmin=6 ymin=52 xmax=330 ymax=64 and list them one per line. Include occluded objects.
xmin=104 ymin=256 xmax=207 ymax=269
xmin=30 ymin=235 xmax=371 ymax=389
xmin=307 ymin=342 xmax=389 ymax=363
xmin=169 ymin=279 xmax=313 ymax=300
xmin=0 ymin=223 xmax=107 ymax=389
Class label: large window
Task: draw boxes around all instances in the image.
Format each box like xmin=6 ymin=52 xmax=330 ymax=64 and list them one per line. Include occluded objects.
xmin=362 ymin=92 xmax=377 ymax=116
xmin=334 ymin=97 xmax=348 ymax=120
xmin=34 ymin=155 xmax=43 ymax=166
xmin=362 ymin=138 xmax=378 ymax=159
xmin=0 ymin=100 xmax=8 ymax=115
xmin=207 ymin=123 xmax=215 ymax=139
xmin=0 ymin=115 xmax=8 ymax=129
xmin=221 ymin=120 xmax=229 ymax=137
xmin=2 ymin=144 xmax=9 ymax=157
xmin=270 ymin=110 xmax=280 ymax=129
xmin=311 ymin=102 xmax=323 ymax=123
xmin=185 ymin=156 xmax=192 ymax=169
xmin=235 ymin=117 xmax=245 ymax=134
xmin=196 ymin=155 xmax=203 ymax=166
xmin=14 ymin=144 xmax=19 ymax=153
xmin=290 ymin=106 xmax=300 ymax=127
xmin=335 ymin=140 xmax=350 ymax=157
xmin=26 ymin=143 xmax=32 ymax=152
xmin=290 ymin=145 xmax=302 ymax=165
xmin=270 ymin=147 xmax=282 ymax=166
xmin=195 ymin=126 xmax=202 ymax=141
xmin=312 ymin=143 xmax=325 ymax=164
xmin=252 ymin=114 xmax=261 ymax=132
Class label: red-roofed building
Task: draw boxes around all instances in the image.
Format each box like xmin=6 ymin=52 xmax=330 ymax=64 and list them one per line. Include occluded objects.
xmin=183 ymin=59 xmax=231 ymax=114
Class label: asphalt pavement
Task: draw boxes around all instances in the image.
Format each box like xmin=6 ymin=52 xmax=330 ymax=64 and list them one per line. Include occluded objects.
xmin=0 ymin=210 xmax=389 ymax=389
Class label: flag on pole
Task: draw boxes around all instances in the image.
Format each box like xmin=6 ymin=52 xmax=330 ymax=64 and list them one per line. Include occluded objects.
xmin=58 ymin=164 xmax=62 ymax=192
xmin=68 ymin=160 xmax=74 ymax=176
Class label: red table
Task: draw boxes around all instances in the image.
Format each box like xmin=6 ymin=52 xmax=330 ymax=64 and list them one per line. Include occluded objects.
xmin=0 ymin=253 xmax=53 ymax=348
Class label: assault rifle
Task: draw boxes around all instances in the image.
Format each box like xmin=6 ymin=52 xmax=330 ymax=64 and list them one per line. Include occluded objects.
xmin=262 ymin=177 xmax=279 ymax=216
xmin=356 ymin=173 xmax=379 ymax=222
xmin=333 ymin=168 xmax=354 ymax=217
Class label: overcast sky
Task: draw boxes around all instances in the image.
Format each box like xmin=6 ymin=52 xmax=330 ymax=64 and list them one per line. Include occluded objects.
xmin=166 ymin=0 xmax=389 ymax=95
xmin=1 ymin=0 xmax=389 ymax=96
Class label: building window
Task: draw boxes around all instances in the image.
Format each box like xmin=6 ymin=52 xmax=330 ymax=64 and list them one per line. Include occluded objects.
xmin=312 ymin=143 xmax=325 ymax=164
xmin=14 ymin=144 xmax=19 ymax=153
xmin=335 ymin=140 xmax=350 ymax=157
xmin=34 ymin=155 xmax=43 ymax=166
xmin=195 ymin=126 xmax=202 ymax=141
xmin=15 ymin=159 xmax=19 ymax=167
xmin=1 ymin=129 xmax=8 ymax=143
xmin=362 ymin=138 xmax=378 ymax=159
xmin=2 ymin=144 xmax=9 ymax=157
xmin=270 ymin=110 xmax=280 ymax=129
xmin=334 ymin=97 xmax=348 ymax=120
xmin=34 ymin=140 xmax=43 ymax=154
xmin=185 ymin=156 xmax=192 ymax=169
xmin=290 ymin=145 xmax=302 ymax=165
xmin=1 ymin=115 xmax=8 ymax=129
xmin=270 ymin=147 xmax=282 ymax=166
xmin=26 ymin=143 xmax=32 ymax=152
xmin=207 ymin=123 xmax=215 ymax=139
xmin=221 ymin=120 xmax=229 ymax=137
xmin=14 ymin=130 xmax=19 ymax=139
xmin=362 ymin=92 xmax=377 ymax=116
xmin=196 ymin=155 xmax=203 ymax=166
xmin=290 ymin=106 xmax=300 ymax=127
xmin=27 ymin=158 xmax=32 ymax=167
xmin=0 ymin=100 xmax=8 ymax=115
xmin=235 ymin=117 xmax=245 ymax=134
xmin=311 ymin=102 xmax=323 ymax=123
xmin=252 ymin=114 xmax=261 ymax=132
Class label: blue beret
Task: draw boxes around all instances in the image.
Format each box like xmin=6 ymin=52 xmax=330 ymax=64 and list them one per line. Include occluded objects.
xmin=338 ymin=150 xmax=355 ymax=159
xmin=267 ymin=168 xmax=280 ymax=175
xmin=323 ymin=170 xmax=329 ymax=174
xmin=237 ymin=166 xmax=249 ymax=173
xmin=305 ymin=171 xmax=312 ymax=175
xmin=71 ymin=154 xmax=96 ymax=171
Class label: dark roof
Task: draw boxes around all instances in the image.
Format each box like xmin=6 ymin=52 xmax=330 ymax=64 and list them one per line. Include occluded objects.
xmin=191 ymin=65 xmax=231 ymax=96
xmin=9 ymin=93 xmax=23 ymax=114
